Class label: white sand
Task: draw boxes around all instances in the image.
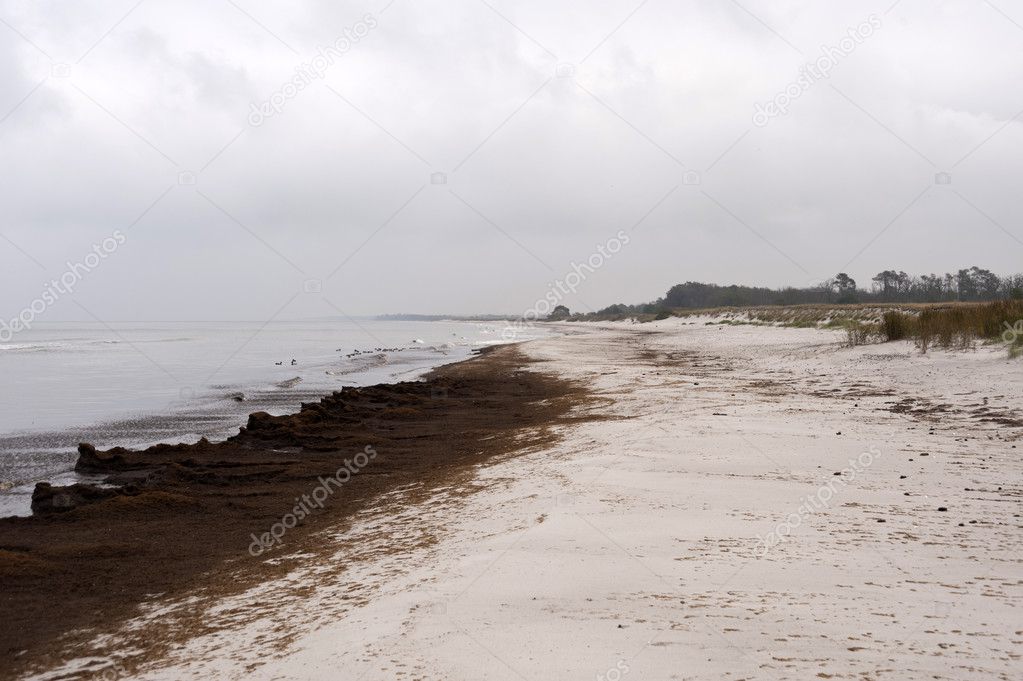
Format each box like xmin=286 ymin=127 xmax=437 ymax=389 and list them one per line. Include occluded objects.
xmin=131 ymin=321 xmax=1022 ymax=680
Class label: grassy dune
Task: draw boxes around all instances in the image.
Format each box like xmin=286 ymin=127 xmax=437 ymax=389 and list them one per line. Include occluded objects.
xmin=582 ymin=301 xmax=1023 ymax=357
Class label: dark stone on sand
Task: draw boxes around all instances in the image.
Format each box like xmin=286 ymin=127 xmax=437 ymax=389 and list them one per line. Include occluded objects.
xmin=937 ymin=506 xmax=948 ymax=512
xmin=30 ymin=483 xmax=118 ymax=515
xmin=74 ymin=442 xmax=100 ymax=471
xmin=74 ymin=443 xmax=144 ymax=473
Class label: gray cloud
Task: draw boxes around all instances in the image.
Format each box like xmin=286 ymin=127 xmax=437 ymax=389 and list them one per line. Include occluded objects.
xmin=0 ymin=0 xmax=1021 ymax=321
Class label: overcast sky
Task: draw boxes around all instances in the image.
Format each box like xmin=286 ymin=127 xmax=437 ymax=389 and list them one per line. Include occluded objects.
xmin=1 ymin=0 xmax=1021 ymax=320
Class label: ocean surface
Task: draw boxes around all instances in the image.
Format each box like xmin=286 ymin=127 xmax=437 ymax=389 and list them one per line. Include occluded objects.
xmin=0 ymin=319 xmax=546 ymax=516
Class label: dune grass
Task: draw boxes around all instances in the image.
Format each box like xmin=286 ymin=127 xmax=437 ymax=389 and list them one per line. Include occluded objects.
xmin=807 ymin=301 xmax=1023 ymax=355
xmin=878 ymin=300 xmax=1023 ymax=354
xmin=642 ymin=300 xmax=1023 ymax=356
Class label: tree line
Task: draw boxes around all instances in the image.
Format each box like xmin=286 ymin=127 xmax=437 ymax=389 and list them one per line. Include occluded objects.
xmin=586 ymin=266 xmax=1023 ymax=316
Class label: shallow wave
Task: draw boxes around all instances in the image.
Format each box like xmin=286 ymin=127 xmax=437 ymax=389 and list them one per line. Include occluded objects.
xmin=325 ymin=352 xmax=389 ymax=376
xmin=0 ymin=336 xmax=197 ymax=353
xmin=0 ymin=342 xmax=73 ymax=353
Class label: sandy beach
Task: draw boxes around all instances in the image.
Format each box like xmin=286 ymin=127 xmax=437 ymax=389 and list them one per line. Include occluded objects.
xmin=15 ymin=320 xmax=1019 ymax=680
xmin=4 ymin=1 xmax=1020 ymax=677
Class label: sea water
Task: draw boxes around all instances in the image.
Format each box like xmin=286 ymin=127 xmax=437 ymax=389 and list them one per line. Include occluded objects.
xmin=0 ymin=319 xmax=546 ymax=515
